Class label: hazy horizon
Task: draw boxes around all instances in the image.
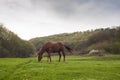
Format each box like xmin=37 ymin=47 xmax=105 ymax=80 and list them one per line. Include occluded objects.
xmin=0 ymin=0 xmax=120 ymax=40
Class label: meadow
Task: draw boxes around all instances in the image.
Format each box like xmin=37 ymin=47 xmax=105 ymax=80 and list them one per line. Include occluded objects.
xmin=0 ymin=55 xmax=120 ymax=80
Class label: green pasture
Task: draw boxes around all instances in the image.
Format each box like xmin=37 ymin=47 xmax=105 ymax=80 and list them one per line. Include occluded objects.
xmin=0 ymin=55 xmax=120 ymax=80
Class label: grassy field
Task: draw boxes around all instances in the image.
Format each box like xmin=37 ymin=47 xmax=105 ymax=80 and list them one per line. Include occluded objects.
xmin=0 ymin=55 xmax=120 ymax=80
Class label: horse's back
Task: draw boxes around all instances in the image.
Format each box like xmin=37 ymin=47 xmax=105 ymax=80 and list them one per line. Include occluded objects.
xmin=43 ymin=42 xmax=64 ymax=51
xmin=45 ymin=41 xmax=64 ymax=46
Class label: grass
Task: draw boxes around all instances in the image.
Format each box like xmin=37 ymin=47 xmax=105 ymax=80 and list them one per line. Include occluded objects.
xmin=0 ymin=55 xmax=120 ymax=80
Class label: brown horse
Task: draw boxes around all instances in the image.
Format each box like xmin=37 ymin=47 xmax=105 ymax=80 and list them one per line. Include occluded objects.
xmin=38 ymin=42 xmax=74 ymax=62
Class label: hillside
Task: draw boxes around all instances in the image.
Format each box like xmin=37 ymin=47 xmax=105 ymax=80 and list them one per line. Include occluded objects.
xmin=30 ymin=26 xmax=120 ymax=55
xmin=0 ymin=24 xmax=35 ymax=57
xmin=30 ymin=31 xmax=93 ymax=51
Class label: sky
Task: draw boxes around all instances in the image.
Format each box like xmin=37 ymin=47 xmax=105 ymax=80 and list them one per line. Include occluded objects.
xmin=0 ymin=0 xmax=120 ymax=40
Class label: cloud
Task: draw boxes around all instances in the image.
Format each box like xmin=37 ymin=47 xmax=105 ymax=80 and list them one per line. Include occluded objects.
xmin=0 ymin=0 xmax=120 ymax=39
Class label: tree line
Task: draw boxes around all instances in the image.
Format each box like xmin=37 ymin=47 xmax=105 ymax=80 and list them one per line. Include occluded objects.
xmin=1 ymin=23 xmax=119 ymax=58
xmin=86 ymin=27 xmax=120 ymax=54
xmin=0 ymin=24 xmax=35 ymax=58
xmin=30 ymin=26 xmax=120 ymax=55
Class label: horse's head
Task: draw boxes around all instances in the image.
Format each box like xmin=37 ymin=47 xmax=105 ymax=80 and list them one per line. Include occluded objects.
xmin=64 ymin=45 xmax=74 ymax=55
xmin=38 ymin=54 xmax=42 ymax=62
xmin=37 ymin=48 xmax=43 ymax=62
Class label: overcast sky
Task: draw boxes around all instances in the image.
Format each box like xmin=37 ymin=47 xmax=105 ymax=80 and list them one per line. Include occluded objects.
xmin=0 ymin=0 xmax=120 ymax=40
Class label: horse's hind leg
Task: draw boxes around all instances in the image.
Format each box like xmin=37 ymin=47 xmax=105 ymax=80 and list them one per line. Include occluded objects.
xmin=47 ymin=53 xmax=51 ymax=62
xmin=58 ymin=52 xmax=61 ymax=62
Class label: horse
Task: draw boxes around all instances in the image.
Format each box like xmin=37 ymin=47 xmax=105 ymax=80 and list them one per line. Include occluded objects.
xmin=37 ymin=41 xmax=74 ymax=62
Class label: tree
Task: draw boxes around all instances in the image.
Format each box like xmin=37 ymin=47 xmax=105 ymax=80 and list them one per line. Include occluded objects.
xmin=0 ymin=24 xmax=35 ymax=57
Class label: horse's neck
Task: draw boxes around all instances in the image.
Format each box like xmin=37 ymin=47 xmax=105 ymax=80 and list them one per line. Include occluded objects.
xmin=39 ymin=48 xmax=45 ymax=55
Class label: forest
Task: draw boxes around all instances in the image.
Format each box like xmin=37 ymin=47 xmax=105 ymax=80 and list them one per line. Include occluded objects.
xmin=0 ymin=24 xmax=35 ymax=57
xmin=0 ymin=23 xmax=120 ymax=58
xmin=30 ymin=26 xmax=120 ymax=55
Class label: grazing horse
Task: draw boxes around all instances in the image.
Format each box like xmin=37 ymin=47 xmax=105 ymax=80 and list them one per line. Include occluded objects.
xmin=38 ymin=42 xmax=74 ymax=62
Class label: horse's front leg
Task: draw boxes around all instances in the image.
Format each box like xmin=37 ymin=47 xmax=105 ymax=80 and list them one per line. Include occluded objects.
xmin=58 ymin=52 xmax=61 ymax=62
xmin=47 ymin=56 xmax=49 ymax=62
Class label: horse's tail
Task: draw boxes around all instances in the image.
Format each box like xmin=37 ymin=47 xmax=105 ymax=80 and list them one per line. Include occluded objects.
xmin=64 ymin=45 xmax=74 ymax=55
